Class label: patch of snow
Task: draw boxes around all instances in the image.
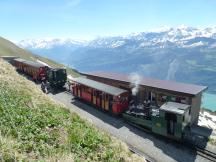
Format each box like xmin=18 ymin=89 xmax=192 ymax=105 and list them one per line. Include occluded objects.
xmin=67 ymin=75 xmax=75 ymax=81
xmin=198 ymin=111 xmax=216 ymax=130
xmin=36 ymin=60 xmax=51 ymax=67
xmin=139 ymin=42 xmax=153 ymax=47
xmin=16 ymin=26 xmax=216 ymax=50
xmin=183 ymin=41 xmax=206 ymax=48
xmin=111 ymin=40 xmax=125 ymax=48
xmin=17 ymin=38 xmax=88 ymax=49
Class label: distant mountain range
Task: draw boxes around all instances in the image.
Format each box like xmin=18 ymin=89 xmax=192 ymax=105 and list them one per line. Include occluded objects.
xmin=17 ymin=26 xmax=216 ymax=94
xmin=0 ymin=37 xmax=79 ymax=76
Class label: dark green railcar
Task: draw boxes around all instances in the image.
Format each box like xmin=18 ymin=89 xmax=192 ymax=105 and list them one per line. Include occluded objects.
xmin=41 ymin=68 xmax=67 ymax=93
xmin=47 ymin=68 xmax=67 ymax=88
xmin=123 ymin=102 xmax=191 ymax=140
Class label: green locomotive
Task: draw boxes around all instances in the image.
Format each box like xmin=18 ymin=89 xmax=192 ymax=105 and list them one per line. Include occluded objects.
xmin=123 ymin=102 xmax=191 ymax=140
xmin=41 ymin=68 xmax=67 ymax=93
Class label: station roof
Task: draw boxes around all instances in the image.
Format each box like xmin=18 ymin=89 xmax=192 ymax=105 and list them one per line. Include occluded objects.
xmin=14 ymin=58 xmax=26 ymax=62
xmin=72 ymin=77 xmax=127 ymax=96
xmin=14 ymin=58 xmax=46 ymax=68
xmin=0 ymin=56 xmax=19 ymax=59
xmin=83 ymin=71 xmax=207 ymax=96
xmin=160 ymin=102 xmax=190 ymax=115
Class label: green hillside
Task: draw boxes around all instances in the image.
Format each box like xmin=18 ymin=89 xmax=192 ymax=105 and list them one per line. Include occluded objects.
xmin=0 ymin=59 xmax=144 ymax=161
xmin=0 ymin=37 xmax=80 ymax=77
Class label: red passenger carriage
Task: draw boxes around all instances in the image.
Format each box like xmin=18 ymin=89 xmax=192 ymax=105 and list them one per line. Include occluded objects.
xmin=71 ymin=77 xmax=129 ymax=115
xmin=13 ymin=58 xmax=47 ymax=82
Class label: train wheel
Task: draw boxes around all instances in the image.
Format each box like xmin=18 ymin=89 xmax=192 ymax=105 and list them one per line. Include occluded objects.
xmin=44 ymin=86 xmax=49 ymax=94
xmin=41 ymin=82 xmax=49 ymax=94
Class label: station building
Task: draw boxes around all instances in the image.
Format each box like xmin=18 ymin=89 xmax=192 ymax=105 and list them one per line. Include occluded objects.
xmin=82 ymin=71 xmax=207 ymax=126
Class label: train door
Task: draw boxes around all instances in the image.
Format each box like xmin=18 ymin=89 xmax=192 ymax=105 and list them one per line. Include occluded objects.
xmin=96 ymin=91 xmax=101 ymax=107
xmin=109 ymin=95 xmax=113 ymax=112
xmin=99 ymin=92 xmax=102 ymax=108
xmin=75 ymin=85 xmax=78 ymax=96
xmin=105 ymin=94 xmax=109 ymax=111
xmin=93 ymin=90 xmax=97 ymax=105
xmin=90 ymin=89 xmax=93 ymax=103
xmin=78 ymin=85 xmax=81 ymax=97
xmin=73 ymin=84 xmax=77 ymax=96
xmin=165 ymin=113 xmax=177 ymax=136
xmin=101 ymin=93 xmax=105 ymax=110
xmin=101 ymin=93 xmax=109 ymax=111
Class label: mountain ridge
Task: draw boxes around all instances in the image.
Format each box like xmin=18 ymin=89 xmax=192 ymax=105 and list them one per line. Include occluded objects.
xmin=0 ymin=36 xmax=80 ymax=77
xmin=17 ymin=26 xmax=216 ymax=49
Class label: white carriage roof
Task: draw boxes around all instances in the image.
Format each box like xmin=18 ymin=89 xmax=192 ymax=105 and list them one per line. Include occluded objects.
xmin=72 ymin=77 xmax=127 ymax=96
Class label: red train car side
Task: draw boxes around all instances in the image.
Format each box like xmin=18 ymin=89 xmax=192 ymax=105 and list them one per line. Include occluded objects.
xmin=13 ymin=58 xmax=47 ymax=81
xmin=71 ymin=77 xmax=129 ymax=115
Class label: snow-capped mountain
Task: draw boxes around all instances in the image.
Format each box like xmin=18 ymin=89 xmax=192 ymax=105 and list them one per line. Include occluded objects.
xmin=17 ymin=38 xmax=88 ymax=63
xmin=16 ymin=26 xmax=216 ymax=94
xmin=85 ymin=26 xmax=216 ymax=48
xmin=18 ymin=38 xmax=88 ymax=49
xmin=18 ymin=26 xmax=216 ymax=49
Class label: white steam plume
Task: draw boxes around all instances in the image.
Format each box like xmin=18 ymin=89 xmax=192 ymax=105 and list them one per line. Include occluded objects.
xmin=128 ymin=72 xmax=141 ymax=96
xmin=166 ymin=59 xmax=179 ymax=80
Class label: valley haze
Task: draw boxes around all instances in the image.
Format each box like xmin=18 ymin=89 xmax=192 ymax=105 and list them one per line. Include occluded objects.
xmin=16 ymin=26 xmax=216 ymax=111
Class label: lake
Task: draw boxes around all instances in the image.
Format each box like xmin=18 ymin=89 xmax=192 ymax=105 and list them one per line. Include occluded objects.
xmin=202 ymin=93 xmax=216 ymax=112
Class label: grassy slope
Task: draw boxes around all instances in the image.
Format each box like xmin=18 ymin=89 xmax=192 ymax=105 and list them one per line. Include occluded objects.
xmin=0 ymin=37 xmax=80 ymax=77
xmin=0 ymin=60 xmax=144 ymax=161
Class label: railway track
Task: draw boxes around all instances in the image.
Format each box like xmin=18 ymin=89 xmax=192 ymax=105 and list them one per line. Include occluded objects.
xmin=128 ymin=137 xmax=216 ymax=162
xmin=125 ymin=120 xmax=216 ymax=162
xmin=195 ymin=147 xmax=216 ymax=162
xmin=128 ymin=144 xmax=155 ymax=162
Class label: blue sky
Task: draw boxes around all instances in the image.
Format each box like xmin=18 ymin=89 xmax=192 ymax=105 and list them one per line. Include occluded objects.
xmin=0 ymin=0 xmax=216 ymax=41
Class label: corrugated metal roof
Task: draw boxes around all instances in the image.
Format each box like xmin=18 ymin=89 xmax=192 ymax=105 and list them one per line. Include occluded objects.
xmin=160 ymin=102 xmax=190 ymax=115
xmin=0 ymin=56 xmax=19 ymax=60
xmin=14 ymin=58 xmax=46 ymax=68
xmin=73 ymin=77 xmax=127 ymax=96
xmin=14 ymin=58 xmax=26 ymax=62
xmin=83 ymin=71 xmax=208 ymax=96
